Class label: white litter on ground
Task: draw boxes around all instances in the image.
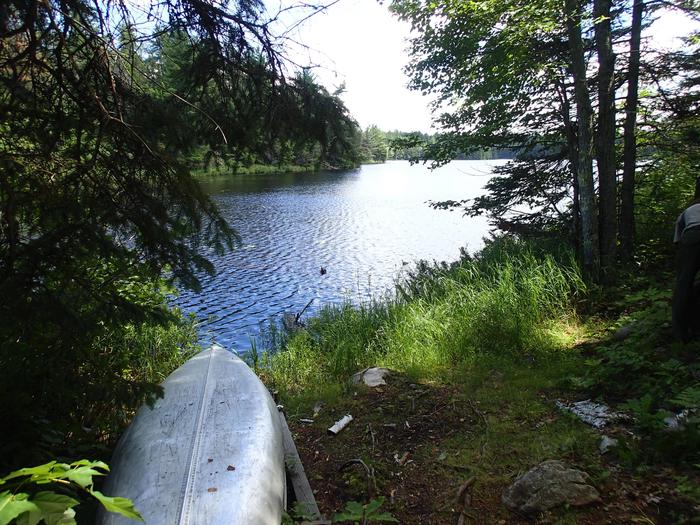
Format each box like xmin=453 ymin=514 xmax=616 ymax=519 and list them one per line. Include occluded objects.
xmin=599 ymin=435 xmax=619 ymax=454
xmin=555 ymin=399 xmax=625 ymax=429
xmin=663 ymin=409 xmax=695 ymax=430
xmin=351 ymin=367 xmax=392 ymax=387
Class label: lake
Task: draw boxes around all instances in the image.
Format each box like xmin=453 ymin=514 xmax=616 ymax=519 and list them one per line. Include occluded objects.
xmin=173 ymin=160 xmax=503 ymax=352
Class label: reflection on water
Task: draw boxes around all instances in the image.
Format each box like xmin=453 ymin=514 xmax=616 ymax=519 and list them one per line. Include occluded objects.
xmin=173 ymin=160 xmax=502 ymax=352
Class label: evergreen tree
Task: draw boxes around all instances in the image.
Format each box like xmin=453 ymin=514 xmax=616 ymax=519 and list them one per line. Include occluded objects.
xmin=0 ymin=0 xmax=358 ymax=464
xmin=360 ymin=125 xmax=389 ymax=163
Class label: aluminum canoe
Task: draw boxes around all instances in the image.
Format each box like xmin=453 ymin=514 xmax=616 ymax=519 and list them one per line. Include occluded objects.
xmin=98 ymin=344 xmax=285 ymax=525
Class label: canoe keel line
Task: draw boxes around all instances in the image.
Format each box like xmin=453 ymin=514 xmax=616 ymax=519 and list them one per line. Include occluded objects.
xmin=99 ymin=345 xmax=317 ymax=524
xmin=178 ymin=347 xmax=215 ymax=525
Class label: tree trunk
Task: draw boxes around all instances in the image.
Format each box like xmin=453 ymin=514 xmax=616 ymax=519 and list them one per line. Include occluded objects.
xmin=566 ymin=0 xmax=600 ymax=281
xmin=556 ymin=76 xmax=581 ymax=248
xmin=594 ymin=0 xmax=617 ymax=278
xmin=619 ymin=0 xmax=644 ymax=261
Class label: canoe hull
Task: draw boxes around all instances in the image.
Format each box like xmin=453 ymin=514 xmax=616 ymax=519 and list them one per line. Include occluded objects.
xmin=98 ymin=345 xmax=285 ymax=525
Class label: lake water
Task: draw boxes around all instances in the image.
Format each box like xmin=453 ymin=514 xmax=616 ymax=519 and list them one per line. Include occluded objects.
xmin=173 ymin=160 xmax=503 ymax=352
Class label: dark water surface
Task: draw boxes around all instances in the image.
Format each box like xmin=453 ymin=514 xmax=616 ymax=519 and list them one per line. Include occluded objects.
xmin=173 ymin=160 xmax=503 ymax=352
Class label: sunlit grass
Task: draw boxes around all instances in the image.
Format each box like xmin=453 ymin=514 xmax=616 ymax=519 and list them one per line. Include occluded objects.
xmin=262 ymin=238 xmax=587 ymax=396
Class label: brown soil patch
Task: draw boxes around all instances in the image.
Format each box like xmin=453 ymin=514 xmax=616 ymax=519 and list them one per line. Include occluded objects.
xmin=290 ymin=374 xmax=478 ymax=524
xmin=287 ymin=372 xmax=699 ymax=524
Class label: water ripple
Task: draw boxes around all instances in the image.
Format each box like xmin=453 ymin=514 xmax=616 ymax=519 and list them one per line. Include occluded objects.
xmin=172 ymin=160 xmax=503 ymax=352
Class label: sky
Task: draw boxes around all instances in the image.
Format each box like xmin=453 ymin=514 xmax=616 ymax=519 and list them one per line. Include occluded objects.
xmin=272 ymin=0 xmax=700 ymax=134
xmin=272 ymin=0 xmax=435 ymax=133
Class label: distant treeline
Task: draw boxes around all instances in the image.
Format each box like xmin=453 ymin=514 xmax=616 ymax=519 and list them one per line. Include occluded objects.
xmin=358 ymin=126 xmax=514 ymax=164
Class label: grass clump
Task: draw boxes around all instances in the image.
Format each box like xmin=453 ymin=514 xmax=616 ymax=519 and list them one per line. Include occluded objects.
xmin=261 ymin=237 xmax=586 ymax=396
xmin=384 ymin=240 xmax=584 ymax=373
xmin=85 ymin=312 xmax=201 ymax=435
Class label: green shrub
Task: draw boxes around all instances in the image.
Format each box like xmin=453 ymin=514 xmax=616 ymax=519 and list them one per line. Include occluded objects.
xmin=577 ymin=290 xmax=700 ymax=463
xmin=0 ymin=460 xmax=142 ymax=525
xmin=0 ymin=306 xmax=199 ymax=471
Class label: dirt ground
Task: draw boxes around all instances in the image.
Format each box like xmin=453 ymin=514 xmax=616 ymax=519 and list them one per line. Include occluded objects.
xmin=287 ymin=372 xmax=698 ymax=524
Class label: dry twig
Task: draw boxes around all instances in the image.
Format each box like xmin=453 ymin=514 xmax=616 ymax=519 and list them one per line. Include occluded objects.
xmin=454 ymin=476 xmax=476 ymax=525
xmin=365 ymin=423 xmax=376 ymax=453
xmin=338 ymin=459 xmax=377 ymax=498
xmin=468 ymin=400 xmax=489 ymax=459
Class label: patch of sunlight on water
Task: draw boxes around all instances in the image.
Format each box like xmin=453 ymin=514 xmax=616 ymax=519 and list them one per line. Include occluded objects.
xmin=173 ymin=160 xmax=506 ymax=352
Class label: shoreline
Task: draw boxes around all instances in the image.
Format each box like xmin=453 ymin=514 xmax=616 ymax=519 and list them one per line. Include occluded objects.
xmin=256 ymin=237 xmax=700 ymax=523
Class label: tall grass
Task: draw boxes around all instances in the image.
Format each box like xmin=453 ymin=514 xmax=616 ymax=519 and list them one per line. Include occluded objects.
xmin=263 ymin=237 xmax=585 ymax=395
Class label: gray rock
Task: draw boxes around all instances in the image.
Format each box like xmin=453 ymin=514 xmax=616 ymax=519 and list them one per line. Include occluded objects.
xmin=599 ymin=435 xmax=618 ymax=454
xmin=502 ymin=460 xmax=600 ymax=514
xmin=351 ymin=367 xmax=392 ymax=387
xmin=611 ymin=323 xmax=635 ymax=341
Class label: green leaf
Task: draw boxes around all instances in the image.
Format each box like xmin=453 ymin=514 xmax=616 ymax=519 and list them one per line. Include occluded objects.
xmin=15 ymin=511 xmax=40 ymax=525
xmin=35 ymin=492 xmax=78 ymax=506
xmin=343 ymin=501 xmax=364 ymax=515
xmin=0 ymin=491 xmax=40 ymax=525
xmin=64 ymin=466 xmax=104 ymax=489
xmin=70 ymin=460 xmax=109 ymax=472
xmin=333 ymin=498 xmax=398 ymax=524
xmin=1 ymin=462 xmax=60 ymax=484
xmin=55 ymin=508 xmax=76 ymax=525
xmin=364 ymin=498 xmax=398 ymax=523
xmin=364 ymin=497 xmax=384 ymax=515
xmin=333 ymin=512 xmax=362 ymax=524
xmin=16 ymin=492 xmax=80 ymax=525
xmin=333 ymin=500 xmax=365 ymax=523
xmin=92 ymin=491 xmax=144 ymax=521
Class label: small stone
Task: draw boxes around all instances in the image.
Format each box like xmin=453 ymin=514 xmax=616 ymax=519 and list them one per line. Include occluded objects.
xmin=599 ymin=435 xmax=618 ymax=454
xmin=502 ymin=460 xmax=600 ymax=514
xmin=612 ymin=323 xmax=635 ymax=341
xmin=351 ymin=367 xmax=392 ymax=387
